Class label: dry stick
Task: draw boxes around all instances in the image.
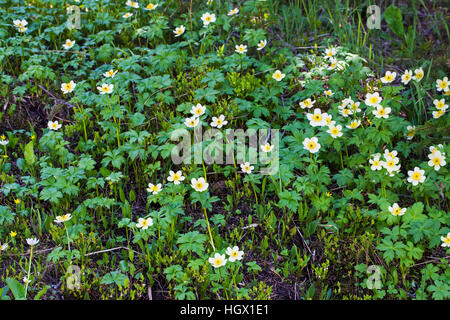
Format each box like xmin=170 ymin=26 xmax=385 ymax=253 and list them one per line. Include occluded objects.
xmin=84 ymin=246 xmax=143 ymax=257
xmin=296 ymin=227 xmax=313 ymax=256
xmin=38 ymin=84 xmax=76 ymax=108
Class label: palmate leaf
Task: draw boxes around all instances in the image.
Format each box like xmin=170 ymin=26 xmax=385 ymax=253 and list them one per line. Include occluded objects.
xmin=176 ymin=231 xmax=207 ymax=255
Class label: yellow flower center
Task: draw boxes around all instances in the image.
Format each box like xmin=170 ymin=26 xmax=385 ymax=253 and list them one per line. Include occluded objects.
xmin=313 ymin=114 xmax=322 ymax=121
xmin=331 ymin=128 xmax=339 ymax=135
xmin=214 ymin=258 xmax=222 ymax=265
xmin=412 ymin=172 xmax=421 ymax=180
xmin=433 ymin=157 xmax=441 ymax=165
xmin=196 ymin=182 xmax=203 ymax=189
xmin=308 ymin=142 xmax=316 ymax=149
xmin=369 ymin=97 xmax=378 ymax=104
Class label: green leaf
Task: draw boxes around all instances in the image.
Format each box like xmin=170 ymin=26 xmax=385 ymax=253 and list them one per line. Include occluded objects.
xmin=384 ymin=5 xmax=405 ymax=39
xmin=5 ymin=278 xmax=25 ymax=300
xmin=24 ymin=141 xmax=36 ymax=166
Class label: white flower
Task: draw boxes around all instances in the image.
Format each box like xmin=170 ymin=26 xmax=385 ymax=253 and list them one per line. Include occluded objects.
xmin=201 ymin=12 xmax=216 ymax=26
xmin=48 ymin=120 xmax=62 ymax=131
xmin=210 ymin=115 xmax=228 ymax=128
xmin=372 ymin=106 xmax=391 ymax=119
xmin=54 ymin=214 xmax=72 ymax=223
xmin=433 ymin=99 xmax=447 ymax=110
xmin=191 ymin=177 xmax=209 ymax=192
xmin=257 ymin=39 xmax=267 ymax=51
xmin=369 ymin=155 xmax=383 ymax=171
xmin=226 ymin=246 xmax=244 ymax=262
xmin=173 ymin=25 xmax=185 ymax=37
xmin=272 ymin=70 xmax=285 ymax=81
xmin=388 ymin=203 xmax=406 ymax=216
xmin=126 ymin=1 xmax=139 ymax=8
xmin=104 ymin=69 xmax=118 ymax=78
xmin=145 ymin=3 xmax=158 ymax=10
xmin=407 ymin=167 xmax=426 ymax=186
xmin=26 ymin=237 xmax=39 ymax=246
xmin=228 ymin=8 xmax=239 ymax=16
xmin=327 ymin=124 xmax=343 ymax=138
xmin=260 ymin=143 xmax=273 ymax=153
xmin=406 ymin=125 xmax=416 ymax=140
xmin=365 ymin=92 xmax=382 ymax=107
xmin=307 ymin=108 xmax=328 ymax=127
xmin=146 ymin=183 xmax=162 ymax=195
xmin=413 ymin=67 xmax=424 ymax=82
xmin=62 ymin=39 xmax=75 ymax=50
xmin=190 ymin=103 xmax=206 ymax=117
xmin=324 ymin=46 xmax=337 ymax=59
xmin=235 ymin=44 xmax=247 ymax=54
xmin=436 ymin=77 xmax=449 ymax=92
xmin=61 ymin=80 xmax=76 ymax=94
xmin=384 ymin=149 xmax=398 ymax=160
xmin=167 ymin=170 xmax=185 ymax=184
xmin=136 ymin=217 xmax=153 ymax=230
xmin=0 ymin=243 xmax=8 ymax=251
xmin=324 ymin=90 xmax=334 ymax=97
xmin=97 ymin=83 xmax=114 ymax=94
xmin=13 ymin=19 xmax=28 ymax=28
xmin=401 ymin=70 xmax=412 ymax=85
xmin=299 ymin=98 xmax=315 ymax=109
xmin=0 ymin=136 xmax=9 ymax=146
xmin=432 ymin=107 xmax=447 ymax=119
xmin=123 ymin=12 xmax=133 ymax=18
xmin=324 ymin=114 xmax=335 ymax=127
xmin=185 ymin=116 xmax=200 ymax=128
xmin=441 ymin=232 xmax=450 ymax=247
xmin=380 ymin=71 xmax=396 ymax=84
xmin=383 ymin=156 xmax=401 ymax=175
xmin=303 ymin=137 xmax=320 ymax=154
xmin=240 ymin=162 xmax=254 ymax=174
xmin=23 ymin=276 xmax=31 ymax=285
xmin=208 ymin=253 xmax=227 ymax=268
xmin=349 ymin=101 xmax=361 ymax=113
xmin=428 ymin=151 xmax=446 ymax=171
xmin=347 ymin=119 xmax=361 ymax=129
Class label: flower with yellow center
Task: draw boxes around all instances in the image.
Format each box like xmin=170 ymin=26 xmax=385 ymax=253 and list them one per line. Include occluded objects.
xmin=413 ymin=67 xmax=424 ymax=82
xmin=327 ymin=124 xmax=343 ymax=138
xmin=324 ymin=46 xmax=336 ymax=59
xmin=185 ymin=116 xmax=199 ymax=128
xmin=372 ymin=106 xmax=391 ymax=119
xmin=261 ymin=143 xmax=273 ymax=153
xmin=401 ymin=70 xmax=412 ymax=85
xmin=436 ymin=77 xmax=448 ymax=92
xmin=240 ymin=162 xmax=254 ymax=174
xmin=388 ymin=203 xmax=406 ymax=216
xmin=307 ymin=108 xmax=328 ymax=127
xmin=365 ymin=92 xmax=382 ymax=107
xmin=123 ymin=12 xmax=133 ymax=18
xmin=347 ymin=120 xmax=361 ymax=129
xmin=441 ymin=232 xmax=450 ymax=247
xmin=209 ymin=253 xmax=227 ymax=268
xmin=97 ymin=83 xmax=114 ymax=94
xmin=168 ymin=170 xmax=185 ymax=185
xmin=104 ymin=69 xmax=118 ymax=78
xmin=432 ymin=108 xmax=446 ymax=119
xmin=428 ymin=151 xmax=446 ymax=171
xmin=201 ymin=12 xmax=216 ymax=26
xmin=272 ymin=70 xmax=285 ymax=81
xmin=406 ymin=125 xmax=415 ymax=140
xmin=299 ymin=98 xmax=315 ymax=109
xmin=433 ymin=99 xmax=447 ymax=110
xmin=324 ymin=90 xmax=333 ymax=97
xmin=48 ymin=120 xmax=62 ymax=131
xmin=62 ymin=39 xmax=75 ymax=50
xmin=380 ymin=71 xmax=396 ymax=84
xmin=210 ymin=115 xmax=227 ymax=128
xmin=126 ymin=0 xmax=139 ymax=8
xmin=369 ymin=154 xmax=383 ymax=171
xmin=257 ymin=39 xmax=267 ymax=51
xmin=407 ymin=167 xmax=426 ymax=186
xmin=54 ymin=214 xmax=72 ymax=224
xmin=145 ymin=3 xmax=158 ymax=10
xmin=191 ymin=177 xmax=208 ymax=192
xmin=226 ymin=246 xmax=244 ymax=262
xmin=61 ymin=80 xmax=76 ymax=94
xmin=235 ymin=44 xmax=247 ymax=54
xmin=303 ymin=137 xmax=320 ymax=154
xmin=228 ymin=8 xmax=239 ymax=16
xmin=136 ymin=217 xmax=153 ymax=230
xmin=13 ymin=19 xmax=27 ymax=28
xmin=173 ymin=25 xmax=185 ymax=37
xmin=147 ymin=183 xmax=162 ymax=195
